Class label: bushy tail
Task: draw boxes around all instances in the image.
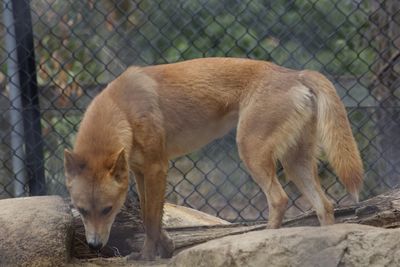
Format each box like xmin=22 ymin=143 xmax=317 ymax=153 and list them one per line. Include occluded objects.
xmin=300 ymin=71 xmax=364 ymax=201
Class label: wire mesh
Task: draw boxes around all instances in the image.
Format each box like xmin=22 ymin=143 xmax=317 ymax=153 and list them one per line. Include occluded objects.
xmin=0 ymin=0 xmax=399 ymax=222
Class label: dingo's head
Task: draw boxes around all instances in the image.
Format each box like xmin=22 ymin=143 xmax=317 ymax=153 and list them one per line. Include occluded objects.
xmin=64 ymin=148 xmax=129 ymax=251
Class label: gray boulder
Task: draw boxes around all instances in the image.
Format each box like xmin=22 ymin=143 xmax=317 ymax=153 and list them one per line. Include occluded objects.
xmin=170 ymin=224 xmax=400 ymax=267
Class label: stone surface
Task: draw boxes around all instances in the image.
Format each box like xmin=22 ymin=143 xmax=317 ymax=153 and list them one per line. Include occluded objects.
xmin=0 ymin=196 xmax=73 ymax=267
xmin=5 ymin=196 xmax=399 ymax=267
xmin=72 ymin=202 xmax=230 ymax=259
xmin=163 ymin=203 xmax=230 ymax=227
xmin=169 ymin=224 xmax=400 ymax=267
xmin=67 ymin=257 xmax=169 ymax=267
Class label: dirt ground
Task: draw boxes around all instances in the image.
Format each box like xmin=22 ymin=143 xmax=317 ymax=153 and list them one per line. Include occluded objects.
xmin=67 ymin=257 xmax=170 ymax=267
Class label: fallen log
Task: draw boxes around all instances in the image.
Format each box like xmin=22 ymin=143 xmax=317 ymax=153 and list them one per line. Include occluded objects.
xmin=283 ymin=188 xmax=400 ymax=228
xmin=72 ymin=188 xmax=400 ymax=259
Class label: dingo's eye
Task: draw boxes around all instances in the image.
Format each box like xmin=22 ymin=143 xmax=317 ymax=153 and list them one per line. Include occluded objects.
xmin=102 ymin=206 xmax=112 ymax=215
xmin=78 ymin=207 xmax=88 ymax=217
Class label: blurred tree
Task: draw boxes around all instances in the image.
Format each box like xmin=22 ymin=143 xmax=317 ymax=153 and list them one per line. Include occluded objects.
xmin=369 ymin=0 xmax=400 ymax=189
xmin=30 ymin=0 xmax=376 ymax=90
xmin=1 ymin=0 xmax=397 ymax=206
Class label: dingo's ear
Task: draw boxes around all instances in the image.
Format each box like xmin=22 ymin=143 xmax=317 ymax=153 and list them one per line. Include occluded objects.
xmin=109 ymin=148 xmax=127 ymax=183
xmin=64 ymin=149 xmax=85 ymax=177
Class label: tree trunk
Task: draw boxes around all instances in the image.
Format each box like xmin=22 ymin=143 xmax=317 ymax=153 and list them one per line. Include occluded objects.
xmin=368 ymin=0 xmax=400 ymax=190
xmin=283 ymin=188 xmax=400 ymax=228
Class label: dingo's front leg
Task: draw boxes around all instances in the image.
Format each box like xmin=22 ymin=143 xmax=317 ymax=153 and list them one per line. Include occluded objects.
xmin=128 ymin=161 xmax=174 ymax=260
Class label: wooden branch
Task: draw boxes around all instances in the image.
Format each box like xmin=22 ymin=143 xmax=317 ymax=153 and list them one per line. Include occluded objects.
xmin=72 ymin=189 xmax=400 ymax=259
xmin=283 ymin=189 xmax=400 ymax=228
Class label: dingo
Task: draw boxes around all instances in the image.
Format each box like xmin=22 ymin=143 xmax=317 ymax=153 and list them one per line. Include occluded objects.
xmin=64 ymin=57 xmax=363 ymax=260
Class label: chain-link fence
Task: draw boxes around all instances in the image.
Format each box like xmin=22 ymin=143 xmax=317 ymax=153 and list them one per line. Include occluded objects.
xmin=0 ymin=0 xmax=399 ymax=222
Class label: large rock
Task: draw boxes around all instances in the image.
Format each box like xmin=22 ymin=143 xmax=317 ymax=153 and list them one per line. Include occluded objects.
xmin=72 ymin=202 xmax=229 ymax=259
xmin=0 ymin=196 xmax=73 ymax=267
xmin=169 ymin=224 xmax=400 ymax=267
xmin=163 ymin=203 xmax=229 ymax=227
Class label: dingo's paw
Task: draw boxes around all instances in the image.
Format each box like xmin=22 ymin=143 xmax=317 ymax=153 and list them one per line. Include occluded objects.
xmin=126 ymin=252 xmax=142 ymax=261
xmin=158 ymin=230 xmax=175 ymax=258
xmin=126 ymin=250 xmax=156 ymax=261
xmin=127 ymin=239 xmax=157 ymax=261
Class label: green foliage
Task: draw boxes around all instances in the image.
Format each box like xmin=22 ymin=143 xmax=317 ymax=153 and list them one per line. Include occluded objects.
xmin=29 ymin=0 xmax=377 ymax=83
xmin=41 ymin=115 xmax=81 ymax=196
xmin=125 ymin=0 xmax=376 ymax=75
xmin=1 ymin=0 xmax=385 ymax=205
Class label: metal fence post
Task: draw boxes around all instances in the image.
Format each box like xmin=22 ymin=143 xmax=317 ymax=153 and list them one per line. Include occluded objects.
xmin=12 ymin=0 xmax=46 ymax=195
xmin=3 ymin=0 xmax=26 ymax=196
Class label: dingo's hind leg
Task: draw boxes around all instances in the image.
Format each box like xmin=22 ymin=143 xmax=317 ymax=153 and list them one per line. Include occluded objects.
xmin=237 ymin=144 xmax=288 ymax=228
xmin=280 ymin=119 xmax=334 ymax=225
xmin=236 ymin=112 xmax=288 ymax=227
xmin=236 ymin=85 xmax=315 ymax=228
